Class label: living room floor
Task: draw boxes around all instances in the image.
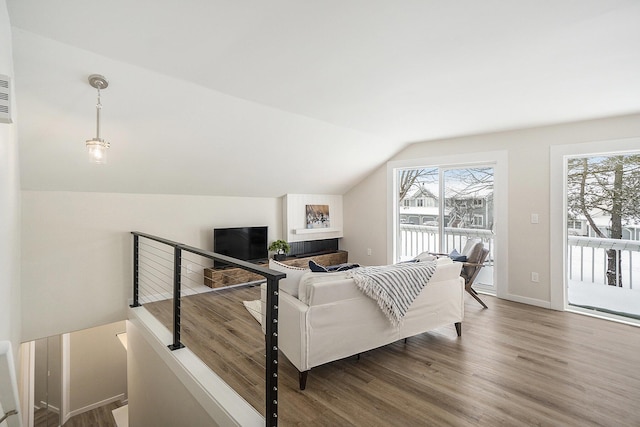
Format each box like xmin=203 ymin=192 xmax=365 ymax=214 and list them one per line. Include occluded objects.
xmin=145 ymin=285 xmax=640 ymax=426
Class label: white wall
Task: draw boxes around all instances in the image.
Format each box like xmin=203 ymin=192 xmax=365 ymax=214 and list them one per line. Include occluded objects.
xmin=127 ymin=318 xmax=221 ymax=427
xmin=21 ymin=191 xmax=281 ymax=341
xmin=0 ymin=0 xmax=21 ymax=356
xmin=343 ymin=113 xmax=640 ymax=306
xmin=343 ymin=167 xmax=388 ymax=265
xmin=68 ymin=321 xmax=126 ymax=413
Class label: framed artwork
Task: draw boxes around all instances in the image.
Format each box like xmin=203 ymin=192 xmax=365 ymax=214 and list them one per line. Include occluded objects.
xmin=306 ymin=204 xmax=330 ymax=229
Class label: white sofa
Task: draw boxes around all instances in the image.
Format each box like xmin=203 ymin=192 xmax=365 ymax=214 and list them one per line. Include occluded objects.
xmin=263 ymin=258 xmax=464 ymax=389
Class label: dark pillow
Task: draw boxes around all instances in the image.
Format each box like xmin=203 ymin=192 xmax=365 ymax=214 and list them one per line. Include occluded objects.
xmin=309 ymin=260 xmax=329 ymax=272
xmin=449 ymin=249 xmax=468 ymax=262
xmin=328 ymin=262 xmax=360 ymax=271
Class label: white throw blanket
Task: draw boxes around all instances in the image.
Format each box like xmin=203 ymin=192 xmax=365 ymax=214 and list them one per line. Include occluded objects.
xmin=347 ymin=261 xmax=437 ymax=327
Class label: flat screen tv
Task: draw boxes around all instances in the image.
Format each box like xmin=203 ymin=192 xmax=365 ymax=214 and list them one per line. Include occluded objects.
xmin=213 ymin=226 xmax=268 ymax=269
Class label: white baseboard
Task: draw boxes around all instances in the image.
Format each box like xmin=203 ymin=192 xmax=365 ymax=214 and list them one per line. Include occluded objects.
xmin=37 ymin=400 xmax=60 ymax=414
xmin=504 ymin=293 xmax=551 ymax=309
xmin=67 ymin=393 xmax=125 ymax=419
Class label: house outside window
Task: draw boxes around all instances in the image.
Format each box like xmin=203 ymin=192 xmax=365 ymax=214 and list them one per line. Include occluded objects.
xmin=392 ymin=156 xmax=506 ymax=298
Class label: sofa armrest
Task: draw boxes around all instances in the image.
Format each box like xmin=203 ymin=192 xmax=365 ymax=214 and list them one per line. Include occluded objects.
xmin=276 ymin=290 xmax=309 ymax=371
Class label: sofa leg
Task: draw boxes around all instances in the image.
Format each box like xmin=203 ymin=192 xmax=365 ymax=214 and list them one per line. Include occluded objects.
xmin=299 ymin=370 xmax=309 ymax=390
xmin=455 ymin=322 xmax=462 ymax=337
xmin=404 ymin=338 xmax=408 ymax=344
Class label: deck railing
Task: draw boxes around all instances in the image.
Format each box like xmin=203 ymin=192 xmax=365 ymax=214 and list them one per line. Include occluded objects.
xmin=399 ymin=224 xmax=494 ymax=261
xmin=568 ymin=236 xmax=640 ymax=289
xmin=131 ymin=232 xmax=285 ymax=426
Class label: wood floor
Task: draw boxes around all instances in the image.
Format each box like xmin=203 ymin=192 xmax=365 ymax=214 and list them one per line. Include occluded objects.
xmin=145 ymin=286 xmax=640 ymax=426
xmin=62 ymin=401 xmax=124 ymax=427
xmin=33 ymin=401 xmax=123 ymax=427
xmin=34 ymin=408 xmax=58 ymax=427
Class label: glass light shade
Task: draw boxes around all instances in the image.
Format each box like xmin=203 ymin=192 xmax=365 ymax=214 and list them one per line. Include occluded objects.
xmin=86 ymin=138 xmax=109 ymax=164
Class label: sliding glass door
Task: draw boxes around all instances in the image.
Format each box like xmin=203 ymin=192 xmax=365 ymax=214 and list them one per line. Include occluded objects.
xmin=396 ymin=164 xmax=495 ymax=290
xmin=565 ymin=152 xmax=640 ymax=319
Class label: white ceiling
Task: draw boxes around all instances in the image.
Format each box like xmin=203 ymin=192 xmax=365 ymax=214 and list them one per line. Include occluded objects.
xmin=8 ymin=0 xmax=640 ymax=197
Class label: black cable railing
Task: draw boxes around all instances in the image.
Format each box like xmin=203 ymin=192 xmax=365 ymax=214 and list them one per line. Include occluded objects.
xmin=131 ymin=231 xmax=285 ymax=426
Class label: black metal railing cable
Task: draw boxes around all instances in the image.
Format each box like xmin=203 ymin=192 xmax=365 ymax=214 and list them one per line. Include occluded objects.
xmin=135 ymin=234 xmax=274 ymax=400
xmin=131 ymin=231 xmax=282 ymax=426
xmin=139 ymin=239 xmax=268 ymax=296
xmin=138 ymin=246 xmax=266 ymax=303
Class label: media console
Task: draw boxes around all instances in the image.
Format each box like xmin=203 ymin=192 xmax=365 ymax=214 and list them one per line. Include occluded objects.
xmin=203 ymin=250 xmax=348 ymax=288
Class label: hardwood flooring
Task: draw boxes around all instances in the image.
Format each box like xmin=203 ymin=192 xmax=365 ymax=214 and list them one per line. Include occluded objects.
xmin=32 ymin=401 xmax=123 ymax=427
xmin=145 ymin=286 xmax=640 ymax=426
xmin=62 ymin=401 xmax=124 ymax=427
xmin=34 ymin=408 xmax=58 ymax=427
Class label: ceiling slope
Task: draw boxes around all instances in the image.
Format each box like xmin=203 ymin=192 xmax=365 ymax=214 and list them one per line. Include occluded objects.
xmin=8 ymin=0 xmax=640 ymax=196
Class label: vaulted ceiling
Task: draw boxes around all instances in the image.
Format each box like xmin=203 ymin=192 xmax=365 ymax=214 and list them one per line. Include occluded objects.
xmin=8 ymin=0 xmax=640 ymax=197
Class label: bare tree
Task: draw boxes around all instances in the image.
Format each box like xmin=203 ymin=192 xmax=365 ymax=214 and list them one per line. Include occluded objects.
xmin=446 ymin=168 xmax=494 ymax=198
xmin=398 ymin=169 xmax=437 ymax=203
xmin=399 ymin=167 xmax=495 ymax=230
xmin=445 ymin=168 xmax=494 ymax=229
xmin=567 ymin=155 xmax=640 ymax=286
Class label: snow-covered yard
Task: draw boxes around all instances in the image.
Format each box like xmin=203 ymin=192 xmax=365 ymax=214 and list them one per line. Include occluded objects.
xmin=568 ymin=241 xmax=639 ymax=319
xmin=569 ymin=280 xmax=640 ymax=318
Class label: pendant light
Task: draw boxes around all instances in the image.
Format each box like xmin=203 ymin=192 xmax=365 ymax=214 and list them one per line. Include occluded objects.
xmin=85 ymin=74 xmax=110 ymax=164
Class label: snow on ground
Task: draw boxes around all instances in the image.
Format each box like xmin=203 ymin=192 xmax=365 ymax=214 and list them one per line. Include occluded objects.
xmin=568 ymin=280 xmax=640 ymax=318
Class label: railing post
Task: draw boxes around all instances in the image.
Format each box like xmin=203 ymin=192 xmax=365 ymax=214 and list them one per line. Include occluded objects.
xmin=130 ymin=234 xmax=141 ymax=308
xmin=630 ymin=251 xmax=633 ymax=289
xmin=265 ymin=276 xmax=279 ymax=426
xmin=168 ymin=246 xmax=185 ymax=351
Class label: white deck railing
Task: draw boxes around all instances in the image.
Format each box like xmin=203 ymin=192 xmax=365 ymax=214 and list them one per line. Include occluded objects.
xmin=568 ymin=236 xmax=640 ymax=290
xmin=399 ymin=224 xmax=494 ymax=261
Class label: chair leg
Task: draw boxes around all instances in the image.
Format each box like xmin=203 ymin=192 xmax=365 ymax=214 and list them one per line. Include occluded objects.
xmin=298 ymin=370 xmax=309 ymax=390
xmin=465 ymin=286 xmax=488 ymax=309
xmin=455 ymin=322 xmax=462 ymax=337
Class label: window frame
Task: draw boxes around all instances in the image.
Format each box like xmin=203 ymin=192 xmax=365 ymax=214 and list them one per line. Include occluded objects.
xmin=387 ymin=150 xmax=508 ymax=299
xmin=550 ymin=137 xmax=640 ymax=319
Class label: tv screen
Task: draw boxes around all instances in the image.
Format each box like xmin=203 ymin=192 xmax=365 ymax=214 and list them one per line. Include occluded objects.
xmin=213 ymin=226 xmax=268 ymax=268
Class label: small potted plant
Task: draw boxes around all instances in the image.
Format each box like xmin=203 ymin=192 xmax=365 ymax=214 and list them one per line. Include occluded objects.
xmin=268 ymin=240 xmax=290 ymax=261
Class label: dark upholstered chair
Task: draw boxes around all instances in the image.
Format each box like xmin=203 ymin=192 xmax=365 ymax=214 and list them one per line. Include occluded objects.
xmin=459 ymin=241 xmax=489 ymax=309
xmin=430 ymin=239 xmax=489 ymax=308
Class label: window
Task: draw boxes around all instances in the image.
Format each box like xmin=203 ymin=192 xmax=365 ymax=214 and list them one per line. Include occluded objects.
xmin=550 ymin=138 xmax=640 ymax=316
xmin=393 ymin=164 xmax=495 ymax=288
xmin=389 ymin=151 xmax=507 ymax=297
xmin=564 ymin=152 xmax=640 ymax=320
